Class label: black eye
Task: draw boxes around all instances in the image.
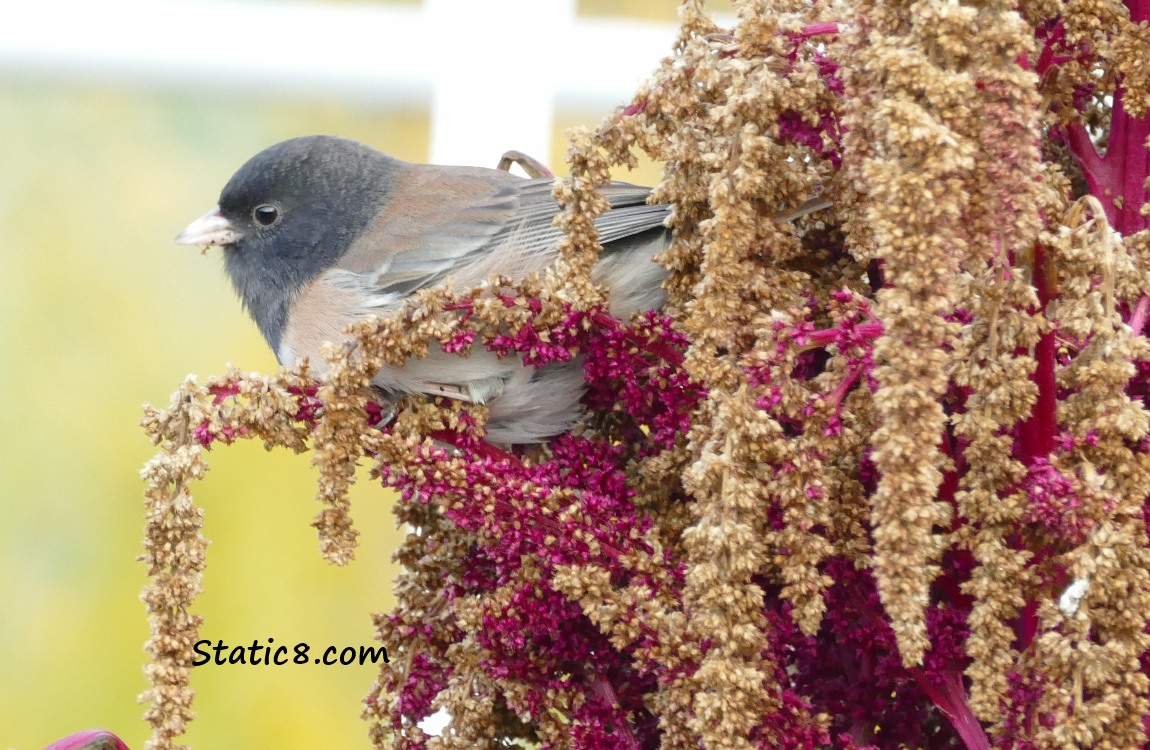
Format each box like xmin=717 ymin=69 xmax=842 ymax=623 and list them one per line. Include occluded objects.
xmin=253 ymin=204 xmax=279 ymax=226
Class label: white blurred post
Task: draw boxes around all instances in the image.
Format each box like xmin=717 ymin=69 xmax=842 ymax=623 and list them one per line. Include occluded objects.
xmin=0 ymin=0 xmax=680 ymax=172
xmin=423 ymin=0 xmax=577 ymax=167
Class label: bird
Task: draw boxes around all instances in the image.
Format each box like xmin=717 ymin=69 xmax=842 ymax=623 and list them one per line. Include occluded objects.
xmin=176 ymin=135 xmax=672 ymax=443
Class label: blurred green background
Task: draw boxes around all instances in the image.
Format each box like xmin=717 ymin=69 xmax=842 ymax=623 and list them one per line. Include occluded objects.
xmin=0 ymin=0 xmax=693 ymax=748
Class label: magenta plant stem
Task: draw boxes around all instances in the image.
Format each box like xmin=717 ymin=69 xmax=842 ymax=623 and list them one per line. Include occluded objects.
xmin=790 ymin=22 xmax=841 ymax=41
xmin=909 ymin=666 xmax=992 ymax=750
xmin=587 ymin=674 xmax=641 ymax=750
xmin=1066 ymin=1 xmax=1149 ymax=236
xmin=1131 ymin=295 xmax=1150 ymax=336
xmin=1022 ymin=242 xmax=1058 ymax=463
xmin=806 ymin=322 xmax=884 ymax=346
xmin=591 ymin=311 xmax=685 ymax=366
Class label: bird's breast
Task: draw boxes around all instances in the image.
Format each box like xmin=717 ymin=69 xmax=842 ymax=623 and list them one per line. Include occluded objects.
xmin=278 ymin=277 xmax=370 ymax=371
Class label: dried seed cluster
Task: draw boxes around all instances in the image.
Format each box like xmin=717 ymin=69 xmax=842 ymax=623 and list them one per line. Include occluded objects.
xmin=140 ymin=0 xmax=1150 ymax=748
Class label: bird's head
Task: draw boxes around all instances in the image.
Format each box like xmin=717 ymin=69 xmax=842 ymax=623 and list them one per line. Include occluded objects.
xmin=175 ymin=135 xmax=399 ymax=347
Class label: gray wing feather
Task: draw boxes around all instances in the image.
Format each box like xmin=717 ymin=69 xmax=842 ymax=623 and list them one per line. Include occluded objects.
xmin=325 ymin=170 xmax=670 ymax=433
xmin=356 ymin=176 xmax=668 ymax=302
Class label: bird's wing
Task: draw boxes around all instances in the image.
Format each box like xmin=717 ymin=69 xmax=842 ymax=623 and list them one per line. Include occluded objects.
xmin=310 ymin=167 xmax=672 ymax=424
xmin=328 ymin=165 xmax=669 ymax=302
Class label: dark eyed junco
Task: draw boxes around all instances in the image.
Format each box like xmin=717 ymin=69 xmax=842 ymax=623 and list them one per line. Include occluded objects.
xmin=176 ymin=135 xmax=671 ymax=443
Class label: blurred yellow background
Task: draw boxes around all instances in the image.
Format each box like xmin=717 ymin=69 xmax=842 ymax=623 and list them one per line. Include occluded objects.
xmin=0 ymin=0 xmax=692 ymax=748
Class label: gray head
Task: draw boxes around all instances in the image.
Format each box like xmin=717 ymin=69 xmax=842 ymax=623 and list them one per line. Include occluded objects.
xmin=175 ymin=135 xmax=401 ymax=350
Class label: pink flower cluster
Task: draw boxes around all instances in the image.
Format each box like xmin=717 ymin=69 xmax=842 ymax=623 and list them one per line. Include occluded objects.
xmin=187 ymin=11 xmax=1150 ymax=747
xmin=1022 ymin=457 xmax=1114 ymax=545
xmin=344 ymin=306 xmax=696 ymax=748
